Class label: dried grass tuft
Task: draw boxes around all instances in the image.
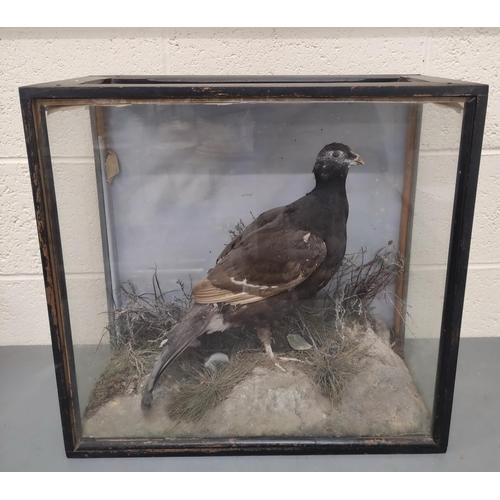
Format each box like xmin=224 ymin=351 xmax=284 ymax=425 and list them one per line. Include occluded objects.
xmin=324 ymin=246 xmax=404 ymax=329
xmin=285 ymin=307 xmax=369 ymax=404
xmin=84 ymin=272 xmax=192 ymax=419
xmin=227 ymin=212 xmax=255 ymax=241
xmin=308 ymin=335 xmax=367 ymax=404
xmin=165 ymin=354 xmax=258 ymax=422
xmin=279 ymin=245 xmax=404 ymax=405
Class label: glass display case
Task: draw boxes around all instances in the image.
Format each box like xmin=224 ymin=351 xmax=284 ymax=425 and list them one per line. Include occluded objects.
xmin=19 ymin=75 xmax=488 ymax=457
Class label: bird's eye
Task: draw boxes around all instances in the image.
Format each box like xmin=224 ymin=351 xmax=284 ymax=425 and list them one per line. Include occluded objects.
xmin=332 ymin=151 xmax=340 ymax=158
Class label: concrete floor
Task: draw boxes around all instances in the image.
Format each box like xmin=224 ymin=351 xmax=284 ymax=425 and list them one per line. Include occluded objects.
xmin=1 ymin=338 xmax=499 ymax=471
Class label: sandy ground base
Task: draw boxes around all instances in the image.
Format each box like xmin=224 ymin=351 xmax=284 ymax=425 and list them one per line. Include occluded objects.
xmin=83 ymin=325 xmax=431 ymax=439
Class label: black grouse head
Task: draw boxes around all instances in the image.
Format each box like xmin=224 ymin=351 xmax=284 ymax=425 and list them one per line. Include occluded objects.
xmin=313 ymin=142 xmax=364 ymax=183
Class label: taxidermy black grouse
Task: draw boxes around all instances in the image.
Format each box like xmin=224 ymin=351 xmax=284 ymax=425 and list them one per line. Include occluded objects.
xmin=141 ymin=142 xmax=364 ymax=408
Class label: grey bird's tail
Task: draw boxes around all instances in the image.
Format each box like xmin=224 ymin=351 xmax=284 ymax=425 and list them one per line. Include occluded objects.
xmin=141 ymin=303 xmax=215 ymax=409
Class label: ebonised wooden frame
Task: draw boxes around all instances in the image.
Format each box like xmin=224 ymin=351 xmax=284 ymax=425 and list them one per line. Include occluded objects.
xmin=19 ymin=75 xmax=488 ymax=458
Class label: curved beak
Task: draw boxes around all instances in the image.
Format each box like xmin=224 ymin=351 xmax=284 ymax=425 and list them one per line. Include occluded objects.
xmin=350 ymin=153 xmax=365 ymax=166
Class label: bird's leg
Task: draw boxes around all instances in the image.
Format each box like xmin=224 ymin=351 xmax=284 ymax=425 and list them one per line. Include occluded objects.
xmin=257 ymin=326 xmax=274 ymax=358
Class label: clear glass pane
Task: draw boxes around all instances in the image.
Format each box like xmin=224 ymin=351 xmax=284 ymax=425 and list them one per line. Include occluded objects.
xmin=45 ymin=106 xmax=111 ymax=414
xmin=44 ymin=98 xmax=464 ymax=440
xmin=405 ymin=101 xmax=463 ymax=413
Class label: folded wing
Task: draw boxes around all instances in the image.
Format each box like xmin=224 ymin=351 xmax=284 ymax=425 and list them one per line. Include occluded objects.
xmin=193 ymin=222 xmax=327 ymax=305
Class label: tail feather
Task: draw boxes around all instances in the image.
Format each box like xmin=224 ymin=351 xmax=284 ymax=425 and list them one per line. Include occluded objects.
xmin=141 ymin=303 xmax=215 ymax=409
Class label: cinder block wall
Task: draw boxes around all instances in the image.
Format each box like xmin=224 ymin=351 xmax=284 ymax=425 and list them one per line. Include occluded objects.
xmin=1 ymin=27 xmax=499 ymax=345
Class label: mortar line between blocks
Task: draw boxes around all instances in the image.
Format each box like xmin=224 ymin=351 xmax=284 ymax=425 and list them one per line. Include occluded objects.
xmin=3 ymin=151 xmax=500 ymax=164
xmin=2 ymin=263 xmax=500 ymax=282
xmin=411 ymin=263 xmax=500 ymax=271
xmin=0 ymin=272 xmax=105 ymax=282
xmin=0 ymin=156 xmax=95 ymax=164
xmin=420 ymin=149 xmax=500 ymax=157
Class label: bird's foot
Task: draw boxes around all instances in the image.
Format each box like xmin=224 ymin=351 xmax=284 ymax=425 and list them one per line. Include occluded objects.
xmin=278 ymin=356 xmax=304 ymax=363
xmin=257 ymin=327 xmax=275 ymax=359
xmin=274 ymin=362 xmax=287 ymax=373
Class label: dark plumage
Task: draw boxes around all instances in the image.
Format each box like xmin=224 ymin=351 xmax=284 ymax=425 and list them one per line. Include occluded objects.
xmin=141 ymin=142 xmax=364 ymax=408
